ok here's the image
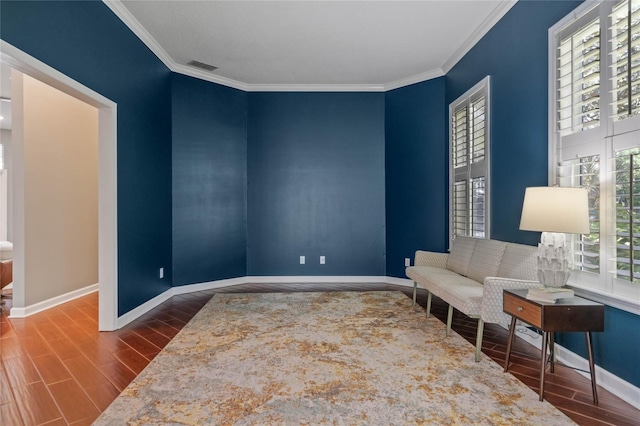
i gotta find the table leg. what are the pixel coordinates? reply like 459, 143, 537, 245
539, 332, 548, 401
549, 331, 555, 374
586, 332, 599, 405
504, 316, 517, 372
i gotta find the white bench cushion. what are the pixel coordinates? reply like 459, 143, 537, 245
467, 239, 507, 284
497, 243, 538, 281
407, 265, 483, 316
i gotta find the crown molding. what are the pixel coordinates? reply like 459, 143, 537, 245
442, 0, 517, 74
247, 83, 385, 93
384, 68, 445, 92
104, 0, 512, 93
103, 0, 174, 70
171, 64, 249, 91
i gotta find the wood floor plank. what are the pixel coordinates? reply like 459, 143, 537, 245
0, 318, 14, 338
3, 355, 41, 388
0, 401, 25, 426
134, 329, 171, 349
31, 353, 72, 385
46, 336, 84, 361
91, 332, 133, 354
61, 355, 111, 389
96, 361, 137, 392
112, 348, 149, 375
8, 320, 39, 338
2, 283, 638, 426
544, 392, 640, 426
35, 322, 67, 342
75, 342, 119, 367
67, 416, 98, 426
0, 337, 27, 360
116, 331, 161, 357
83, 382, 120, 412
57, 325, 95, 347
13, 381, 62, 425
48, 379, 99, 424
0, 365, 15, 404
16, 335, 53, 358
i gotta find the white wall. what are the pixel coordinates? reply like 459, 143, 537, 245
13, 71, 99, 306
0, 128, 13, 241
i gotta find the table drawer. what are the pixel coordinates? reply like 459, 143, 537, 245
503, 294, 542, 328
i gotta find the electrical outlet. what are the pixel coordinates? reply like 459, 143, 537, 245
320, 256, 325, 264
300, 256, 305, 265
159, 267, 164, 279
404, 258, 411, 267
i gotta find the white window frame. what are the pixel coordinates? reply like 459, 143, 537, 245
449, 76, 491, 246
549, 0, 640, 314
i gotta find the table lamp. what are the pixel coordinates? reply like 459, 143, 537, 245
519, 186, 590, 288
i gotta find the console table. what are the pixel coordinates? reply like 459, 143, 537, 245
502, 288, 604, 404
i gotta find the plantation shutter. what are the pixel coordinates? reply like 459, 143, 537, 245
556, 12, 601, 136
450, 77, 490, 240
469, 94, 487, 238
452, 180, 468, 237
452, 105, 469, 237
610, 0, 640, 122
614, 146, 640, 282
558, 155, 601, 274
551, 0, 640, 297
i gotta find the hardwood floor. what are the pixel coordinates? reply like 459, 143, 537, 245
1, 283, 638, 425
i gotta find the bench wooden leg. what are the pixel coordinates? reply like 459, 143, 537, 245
475, 319, 484, 362
446, 305, 453, 337
425, 292, 432, 318
412, 282, 417, 306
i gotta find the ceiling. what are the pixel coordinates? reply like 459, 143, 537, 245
109, 0, 516, 91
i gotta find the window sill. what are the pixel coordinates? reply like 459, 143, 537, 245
567, 283, 640, 316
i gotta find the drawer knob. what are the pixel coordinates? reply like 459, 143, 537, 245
517, 307, 523, 312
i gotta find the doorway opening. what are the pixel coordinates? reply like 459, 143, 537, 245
0, 41, 118, 330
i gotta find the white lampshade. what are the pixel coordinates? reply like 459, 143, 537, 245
519, 187, 590, 235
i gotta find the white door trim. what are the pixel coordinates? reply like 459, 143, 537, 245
0, 40, 118, 331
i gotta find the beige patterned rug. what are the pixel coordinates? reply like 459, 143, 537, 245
95, 291, 573, 425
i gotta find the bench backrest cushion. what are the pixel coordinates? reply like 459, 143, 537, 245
467, 239, 508, 284
446, 236, 477, 276
497, 242, 538, 281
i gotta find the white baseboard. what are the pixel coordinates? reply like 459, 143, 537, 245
172, 275, 414, 295
15, 275, 634, 409
554, 343, 640, 410
244, 275, 392, 283
117, 275, 414, 328
9, 283, 99, 318
510, 325, 640, 410
116, 287, 174, 329
385, 276, 414, 287
171, 277, 249, 295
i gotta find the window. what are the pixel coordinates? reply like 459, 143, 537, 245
550, 0, 640, 303
450, 76, 490, 243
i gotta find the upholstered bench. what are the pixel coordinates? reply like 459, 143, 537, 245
406, 237, 541, 361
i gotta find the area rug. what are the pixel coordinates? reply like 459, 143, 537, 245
95, 291, 574, 425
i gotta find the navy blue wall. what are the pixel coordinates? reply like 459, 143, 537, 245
247, 93, 386, 276
445, 0, 639, 388
556, 306, 640, 388
3, 0, 639, 390
171, 74, 247, 285
1, 0, 173, 315
385, 78, 447, 278
446, 0, 582, 246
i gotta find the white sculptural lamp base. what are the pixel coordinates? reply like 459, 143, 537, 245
537, 232, 571, 288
